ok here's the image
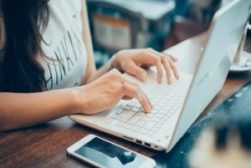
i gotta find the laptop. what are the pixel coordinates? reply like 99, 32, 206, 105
70, 0, 251, 152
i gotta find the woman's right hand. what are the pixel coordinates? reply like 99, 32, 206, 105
74, 69, 153, 115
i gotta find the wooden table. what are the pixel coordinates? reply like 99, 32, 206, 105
1, 36, 251, 168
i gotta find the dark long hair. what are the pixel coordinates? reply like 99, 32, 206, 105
0, 0, 49, 92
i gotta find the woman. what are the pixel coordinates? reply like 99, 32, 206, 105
0, 0, 179, 131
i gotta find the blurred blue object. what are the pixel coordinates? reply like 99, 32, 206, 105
174, 0, 190, 17
87, 0, 175, 55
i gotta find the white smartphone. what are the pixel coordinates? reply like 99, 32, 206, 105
67, 134, 156, 168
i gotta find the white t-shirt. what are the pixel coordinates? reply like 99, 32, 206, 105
0, 0, 88, 90
41, 0, 87, 90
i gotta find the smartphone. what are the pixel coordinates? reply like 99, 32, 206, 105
67, 134, 156, 168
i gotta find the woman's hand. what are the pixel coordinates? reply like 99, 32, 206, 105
111, 48, 179, 84
74, 69, 152, 115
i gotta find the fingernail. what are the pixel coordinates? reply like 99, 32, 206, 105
157, 77, 161, 84
148, 101, 153, 112
150, 103, 153, 111
146, 105, 152, 113
150, 105, 154, 112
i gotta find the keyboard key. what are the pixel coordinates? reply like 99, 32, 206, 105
115, 108, 124, 114
147, 132, 155, 137
128, 101, 140, 108
144, 121, 156, 130
128, 116, 141, 124
139, 129, 148, 135
155, 113, 165, 118
159, 120, 166, 125
141, 117, 152, 123
136, 112, 146, 117
116, 121, 124, 127
118, 112, 134, 121
135, 120, 145, 127
152, 127, 159, 132
122, 104, 133, 111
123, 123, 131, 129
145, 113, 154, 118
131, 107, 141, 112
159, 110, 168, 114
151, 117, 160, 123
151, 111, 159, 115
106, 118, 114, 124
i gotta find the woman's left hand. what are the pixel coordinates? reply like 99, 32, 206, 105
111, 48, 179, 84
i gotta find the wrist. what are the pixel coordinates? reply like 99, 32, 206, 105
67, 87, 82, 115
110, 51, 123, 72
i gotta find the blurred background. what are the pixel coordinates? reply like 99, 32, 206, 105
86, 0, 251, 68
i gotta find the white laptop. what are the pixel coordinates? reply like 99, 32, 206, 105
70, 0, 251, 152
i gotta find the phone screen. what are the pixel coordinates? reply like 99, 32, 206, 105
74, 137, 147, 168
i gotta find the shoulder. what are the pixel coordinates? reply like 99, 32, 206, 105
46, 0, 83, 29
48, 0, 83, 14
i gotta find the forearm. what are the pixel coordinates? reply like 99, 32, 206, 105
0, 89, 78, 131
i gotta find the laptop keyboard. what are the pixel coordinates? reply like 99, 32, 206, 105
106, 73, 192, 137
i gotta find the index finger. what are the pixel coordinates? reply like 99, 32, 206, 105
122, 82, 152, 113
168, 56, 180, 80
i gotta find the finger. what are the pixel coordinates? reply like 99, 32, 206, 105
122, 82, 152, 113
170, 55, 178, 62
163, 53, 178, 62
162, 57, 173, 84
148, 49, 177, 83
126, 62, 148, 82
166, 56, 180, 80
148, 49, 180, 81
154, 56, 163, 84
141, 49, 163, 83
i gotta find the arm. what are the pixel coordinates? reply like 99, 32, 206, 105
81, 0, 112, 84
0, 69, 152, 131
0, 1, 103, 131
0, 89, 79, 131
